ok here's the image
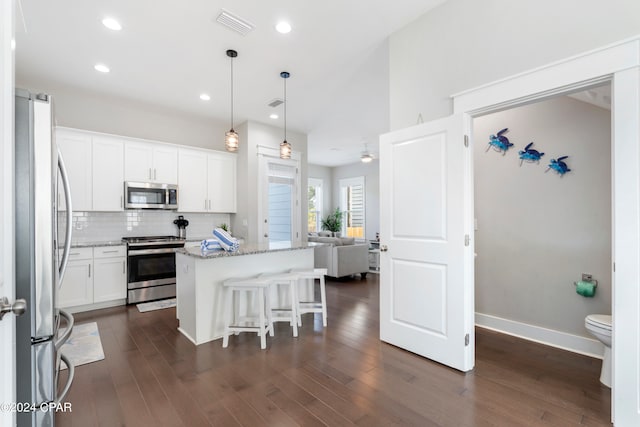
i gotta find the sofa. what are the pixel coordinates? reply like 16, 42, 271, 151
308, 233, 369, 279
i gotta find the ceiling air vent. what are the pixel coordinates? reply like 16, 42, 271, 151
216, 9, 255, 36
268, 98, 284, 108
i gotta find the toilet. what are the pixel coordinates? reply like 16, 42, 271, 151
585, 314, 612, 388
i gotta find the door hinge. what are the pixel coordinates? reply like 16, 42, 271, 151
465, 333, 470, 346
464, 234, 470, 246
613, 262, 616, 272
464, 135, 469, 147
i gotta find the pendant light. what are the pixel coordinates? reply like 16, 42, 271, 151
279, 71, 292, 159
225, 49, 239, 152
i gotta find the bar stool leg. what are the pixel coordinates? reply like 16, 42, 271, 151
289, 278, 299, 337
258, 287, 267, 349
319, 274, 327, 327
222, 287, 233, 348
265, 288, 275, 337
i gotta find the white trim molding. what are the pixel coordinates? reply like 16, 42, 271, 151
451, 35, 640, 425
476, 313, 604, 359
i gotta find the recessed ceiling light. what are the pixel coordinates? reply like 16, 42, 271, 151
94, 64, 110, 73
275, 21, 292, 34
102, 17, 122, 31
269, 114, 278, 119
200, 94, 211, 101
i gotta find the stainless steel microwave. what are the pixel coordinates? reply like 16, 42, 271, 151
124, 181, 178, 209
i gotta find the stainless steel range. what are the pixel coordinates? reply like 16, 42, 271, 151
122, 236, 185, 304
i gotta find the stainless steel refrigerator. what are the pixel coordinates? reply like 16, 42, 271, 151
14, 89, 75, 426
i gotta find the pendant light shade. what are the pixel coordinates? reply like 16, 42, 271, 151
225, 49, 239, 152
279, 71, 292, 159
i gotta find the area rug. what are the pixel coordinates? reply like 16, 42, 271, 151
136, 298, 177, 313
59, 322, 105, 370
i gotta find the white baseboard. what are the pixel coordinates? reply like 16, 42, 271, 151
475, 312, 604, 359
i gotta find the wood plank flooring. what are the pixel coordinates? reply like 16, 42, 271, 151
57, 274, 611, 426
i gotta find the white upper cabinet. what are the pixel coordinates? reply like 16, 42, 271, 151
124, 141, 178, 184
92, 135, 124, 211
57, 131, 92, 211
57, 129, 124, 212
207, 151, 236, 213
178, 148, 236, 213
178, 148, 208, 212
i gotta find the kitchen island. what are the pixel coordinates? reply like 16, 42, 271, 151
175, 241, 318, 345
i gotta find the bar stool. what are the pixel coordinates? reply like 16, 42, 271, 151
289, 268, 328, 327
258, 272, 300, 338
222, 276, 274, 350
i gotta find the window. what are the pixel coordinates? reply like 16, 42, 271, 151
308, 178, 323, 233
339, 176, 365, 239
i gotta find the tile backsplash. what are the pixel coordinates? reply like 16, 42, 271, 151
60, 210, 231, 242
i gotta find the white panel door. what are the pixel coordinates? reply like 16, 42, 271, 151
92, 136, 124, 211
379, 114, 474, 372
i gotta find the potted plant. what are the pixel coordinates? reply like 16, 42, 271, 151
321, 208, 343, 237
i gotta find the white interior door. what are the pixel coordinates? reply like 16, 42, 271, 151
0, 1, 15, 425
379, 113, 474, 372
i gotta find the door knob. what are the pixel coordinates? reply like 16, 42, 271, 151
380, 245, 388, 252
0, 297, 27, 320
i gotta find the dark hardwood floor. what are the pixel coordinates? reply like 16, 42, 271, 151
57, 274, 611, 426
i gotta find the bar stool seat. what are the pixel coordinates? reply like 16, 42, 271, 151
222, 276, 274, 350
258, 272, 300, 338
289, 268, 328, 327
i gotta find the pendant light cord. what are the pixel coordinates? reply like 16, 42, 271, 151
283, 76, 287, 141
230, 57, 234, 129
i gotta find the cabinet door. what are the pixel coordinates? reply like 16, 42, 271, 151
93, 257, 127, 303
124, 142, 154, 182
153, 145, 178, 184
92, 136, 124, 211
207, 152, 237, 213
57, 132, 92, 211
57, 260, 93, 308
178, 148, 208, 212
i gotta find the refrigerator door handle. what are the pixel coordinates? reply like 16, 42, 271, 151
55, 352, 75, 404
58, 151, 73, 283
54, 309, 74, 349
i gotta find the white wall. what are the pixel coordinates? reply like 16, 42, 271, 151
474, 95, 611, 338
307, 164, 332, 220
332, 161, 380, 241
389, 0, 640, 129
15, 77, 228, 150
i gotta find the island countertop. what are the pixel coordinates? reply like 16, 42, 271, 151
175, 241, 324, 259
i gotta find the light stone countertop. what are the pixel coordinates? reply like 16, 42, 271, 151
69, 240, 125, 248
176, 241, 323, 259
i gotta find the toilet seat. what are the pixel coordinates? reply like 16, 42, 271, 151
586, 314, 612, 333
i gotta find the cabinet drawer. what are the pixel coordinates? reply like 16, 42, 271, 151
94, 245, 126, 258
67, 247, 93, 261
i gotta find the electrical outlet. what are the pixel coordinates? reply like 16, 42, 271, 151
582, 273, 593, 281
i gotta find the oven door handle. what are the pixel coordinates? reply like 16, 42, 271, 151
128, 248, 177, 256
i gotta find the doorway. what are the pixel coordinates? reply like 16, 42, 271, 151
472, 85, 612, 357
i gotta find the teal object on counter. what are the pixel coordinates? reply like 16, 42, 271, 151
576, 280, 596, 297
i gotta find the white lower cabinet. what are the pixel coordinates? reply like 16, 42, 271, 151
57, 246, 127, 311
58, 253, 93, 308
93, 247, 127, 303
